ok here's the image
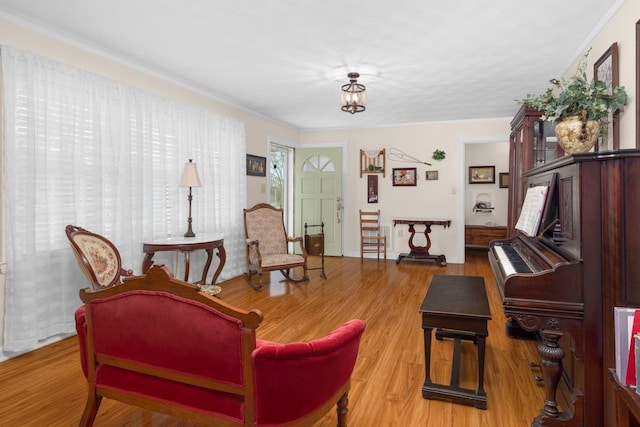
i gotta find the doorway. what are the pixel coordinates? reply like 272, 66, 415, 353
269, 142, 294, 233
458, 136, 510, 263
294, 146, 344, 256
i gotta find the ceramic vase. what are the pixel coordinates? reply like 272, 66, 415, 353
555, 114, 600, 154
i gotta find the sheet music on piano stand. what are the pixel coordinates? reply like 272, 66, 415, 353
515, 185, 549, 237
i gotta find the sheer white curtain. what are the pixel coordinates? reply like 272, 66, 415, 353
1, 45, 246, 354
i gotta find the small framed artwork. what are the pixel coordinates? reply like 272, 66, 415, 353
469, 166, 495, 184
499, 172, 509, 188
425, 170, 439, 181
594, 42, 619, 151
246, 154, 266, 177
367, 175, 378, 203
392, 168, 417, 186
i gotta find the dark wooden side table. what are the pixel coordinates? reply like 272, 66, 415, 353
393, 218, 451, 266
419, 274, 491, 409
142, 234, 225, 295
304, 222, 326, 279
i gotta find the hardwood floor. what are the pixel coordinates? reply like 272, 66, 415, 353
0, 250, 545, 426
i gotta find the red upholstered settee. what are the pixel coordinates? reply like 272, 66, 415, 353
75, 265, 365, 426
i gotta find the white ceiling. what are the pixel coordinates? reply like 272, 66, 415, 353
0, 0, 623, 131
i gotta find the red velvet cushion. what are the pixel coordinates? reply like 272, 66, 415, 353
252, 319, 365, 425
79, 290, 253, 421
88, 290, 245, 385
95, 365, 244, 422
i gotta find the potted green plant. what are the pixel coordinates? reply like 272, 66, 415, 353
432, 149, 446, 161
518, 48, 627, 153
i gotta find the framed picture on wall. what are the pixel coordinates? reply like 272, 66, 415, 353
246, 154, 266, 176
367, 175, 378, 203
469, 166, 495, 184
425, 170, 439, 181
499, 172, 509, 188
392, 168, 417, 186
594, 42, 619, 151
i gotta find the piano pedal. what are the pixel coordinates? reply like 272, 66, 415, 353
528, 361, 544, 385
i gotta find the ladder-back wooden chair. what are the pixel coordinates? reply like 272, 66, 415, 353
243, 203, 308, 289
359, 209, 387, 261
65, 225, 133, 290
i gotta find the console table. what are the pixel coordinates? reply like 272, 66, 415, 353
142, 234, 225, 295
393, 218, 451, 266
420, 275, 491, 409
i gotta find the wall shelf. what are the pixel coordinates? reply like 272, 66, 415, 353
360, 149, 385, 177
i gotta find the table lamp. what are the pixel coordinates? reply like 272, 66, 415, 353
179, 159, 202, 237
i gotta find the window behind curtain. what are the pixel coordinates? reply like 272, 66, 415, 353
1, 45, 246, 354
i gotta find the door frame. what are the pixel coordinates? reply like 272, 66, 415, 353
457, 135, 509, 264
268, 136, 296, 233
295, 142, 348, 256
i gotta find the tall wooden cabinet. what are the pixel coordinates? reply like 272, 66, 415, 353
507, 100, 640, 426
507, 105, 561, 235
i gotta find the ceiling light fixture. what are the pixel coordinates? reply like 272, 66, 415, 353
341, 72, 366, 114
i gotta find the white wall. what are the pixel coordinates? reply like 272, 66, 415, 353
299, 119, 511, 263
561, 0, 639, 150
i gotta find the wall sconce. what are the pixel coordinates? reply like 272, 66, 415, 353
179, 159, 202, 237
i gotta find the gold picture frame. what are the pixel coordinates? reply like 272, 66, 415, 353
469, 166, 495, 184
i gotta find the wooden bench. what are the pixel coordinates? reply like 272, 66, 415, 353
419, 274, 491, 409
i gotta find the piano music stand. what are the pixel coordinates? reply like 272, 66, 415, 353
304, 222, 326, 280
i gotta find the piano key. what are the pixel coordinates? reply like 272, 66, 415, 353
494, 245, 533, 275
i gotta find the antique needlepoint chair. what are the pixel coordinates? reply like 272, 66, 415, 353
75, 265, 366, 426
243, 203, 308, 289
359, 209, 387, 261
66, 224, 133, 290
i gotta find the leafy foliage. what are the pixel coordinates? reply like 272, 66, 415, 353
518, 48, 627, 122
432, 149, 446, 161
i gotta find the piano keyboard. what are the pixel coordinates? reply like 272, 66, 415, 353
493, 244, 534, 276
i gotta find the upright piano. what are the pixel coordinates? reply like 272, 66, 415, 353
488, 150, 640, 427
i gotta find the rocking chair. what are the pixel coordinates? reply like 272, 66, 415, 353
243, 203, 308, 289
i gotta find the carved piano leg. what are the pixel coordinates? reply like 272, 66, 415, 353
532, 329, 582, 427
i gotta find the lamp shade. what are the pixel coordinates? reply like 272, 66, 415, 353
341, 72, 366, 114
179, 159, 202, 187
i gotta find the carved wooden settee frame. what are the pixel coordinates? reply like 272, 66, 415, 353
75, 265, 365, 426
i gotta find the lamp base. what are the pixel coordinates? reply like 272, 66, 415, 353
184, 220, 195, 238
